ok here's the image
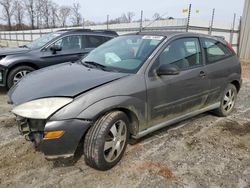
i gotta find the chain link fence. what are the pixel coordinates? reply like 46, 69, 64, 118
0, 18, 240, 54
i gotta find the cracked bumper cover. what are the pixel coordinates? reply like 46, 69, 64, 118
41, 119, 92, 159
18, 118, 92, 159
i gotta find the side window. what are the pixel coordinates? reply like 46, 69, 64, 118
103, 36, 112, 43
86, 35, 109, 48
158, 38, 202, 70
53, 35, 82, 50
203, 38, 232, 64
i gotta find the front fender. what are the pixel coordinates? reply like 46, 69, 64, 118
4, 58, 39, 68
77, 96, 147, 130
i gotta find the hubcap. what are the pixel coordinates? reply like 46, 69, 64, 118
104, 120, 127, 163
13, 70, 31, 84
223, 89, 235, 112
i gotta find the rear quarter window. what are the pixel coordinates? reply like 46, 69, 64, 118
203, 38, 233, 64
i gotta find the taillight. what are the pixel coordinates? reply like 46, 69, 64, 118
226, 42, 235, 53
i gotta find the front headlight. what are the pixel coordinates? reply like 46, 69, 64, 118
12, 97, 73, 119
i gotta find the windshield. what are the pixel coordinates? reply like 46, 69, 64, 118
82, 35, 164, 73
26, 32, 63, 49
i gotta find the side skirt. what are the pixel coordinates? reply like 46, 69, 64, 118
132, 103, 220, 139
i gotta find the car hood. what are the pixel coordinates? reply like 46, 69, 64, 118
0, 47, 31, 56
8, 63, 129, 105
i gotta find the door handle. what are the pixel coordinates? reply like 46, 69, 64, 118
199, 71, 206, 78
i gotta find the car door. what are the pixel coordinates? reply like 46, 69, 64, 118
145, 37, 210, 128
200, 38, 236, 106
40, 35, 87, 67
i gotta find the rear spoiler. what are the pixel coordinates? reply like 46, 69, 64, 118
213, 35, 225, 40
213, 35, 235, 53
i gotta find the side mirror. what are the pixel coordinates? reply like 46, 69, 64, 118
156, 64, 180, 76
50, 45, 62, 54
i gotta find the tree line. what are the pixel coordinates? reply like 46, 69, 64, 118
0, 0, 83, 30
0, 0, 174, 31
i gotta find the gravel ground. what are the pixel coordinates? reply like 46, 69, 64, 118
0, 64, 249, 188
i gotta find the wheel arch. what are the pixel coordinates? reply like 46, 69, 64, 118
5, 62, 39, 88
8, 62, 39, 72
76, 96, 146, 137
6, 62, 39, 79
85, 107, 140, 137
230, 80, 241, 92
102, 107, 140, 137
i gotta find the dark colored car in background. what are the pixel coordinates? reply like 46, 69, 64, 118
9, 31, 241, 170
0, 29, 118, 89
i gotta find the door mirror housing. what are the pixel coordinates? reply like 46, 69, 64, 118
50, 45, 62, 54
156, 64, 180, 76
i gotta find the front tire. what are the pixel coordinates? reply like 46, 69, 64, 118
214, 84, 237, 117
83, 111, 129, 170
7, 66, 35, 89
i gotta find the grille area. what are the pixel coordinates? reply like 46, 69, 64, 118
16, 116, 46, 146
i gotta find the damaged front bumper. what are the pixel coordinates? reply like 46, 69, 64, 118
17, 117, 92, 159
0, 66, 7, 87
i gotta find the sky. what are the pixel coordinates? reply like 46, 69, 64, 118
54, 0, 245, 24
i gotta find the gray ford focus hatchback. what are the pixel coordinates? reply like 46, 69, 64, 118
9, 31, 241, 170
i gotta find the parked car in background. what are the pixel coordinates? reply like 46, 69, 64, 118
9, 31, 241, 170
0, 29, 118, 89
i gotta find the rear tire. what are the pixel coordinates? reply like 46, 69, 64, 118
7, 66, 35, 89
214, 84, 237, 117
83, 111, 129, 170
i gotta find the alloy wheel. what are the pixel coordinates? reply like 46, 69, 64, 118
104, 120, 127, 163
223, 89, 235, 112
13, 70, 31, 84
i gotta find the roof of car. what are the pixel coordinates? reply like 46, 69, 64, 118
137, 31, 187, 37
57, 29, 118, 36
125, 31, 226, 44
128, 31, 223, 41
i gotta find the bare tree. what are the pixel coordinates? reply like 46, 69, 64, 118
35, 0, 43, 28
107, 17, 121, 24
71, 3, 82, 26
153, 13, 161, 20
0, 0, 15, 30
126, 11, 135, 23
50, 2, 58, 28
25, 0, 36, 29
41, 0, 51, 28
59, 6, 71, 27
118, 12, 135, 23
13, 0, 25, 29
119, 14, 128, 23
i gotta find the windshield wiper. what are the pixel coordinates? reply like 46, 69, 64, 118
82, 61, 120, 72
82, 61, 113, 71
83, 61, 106, 69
